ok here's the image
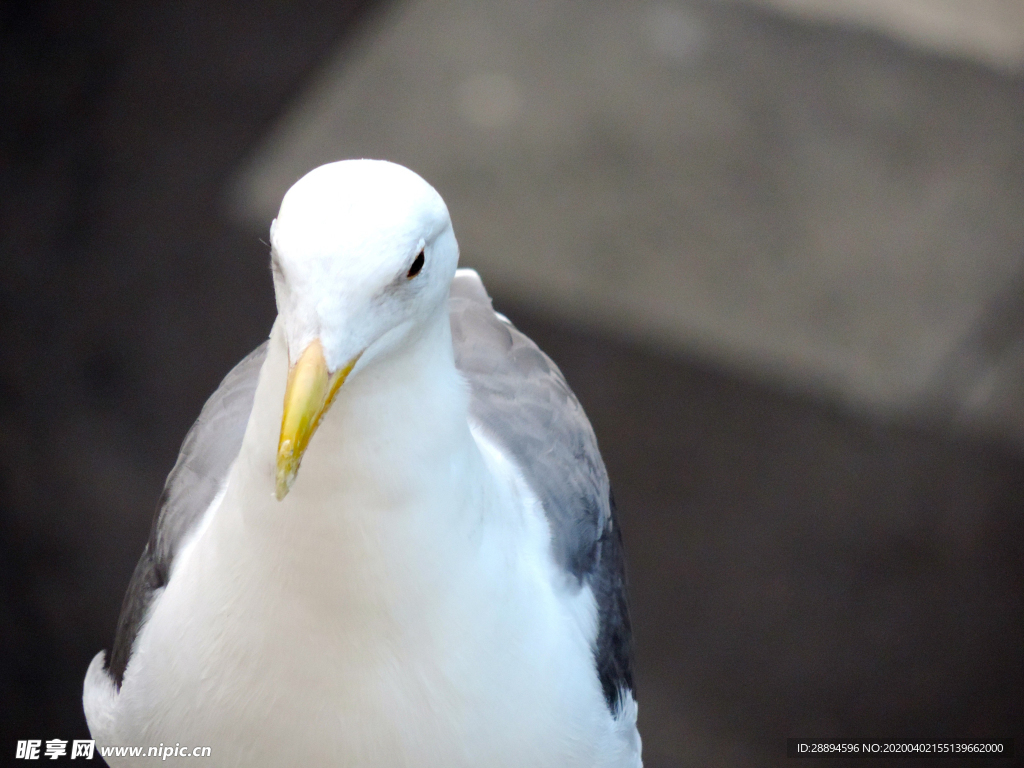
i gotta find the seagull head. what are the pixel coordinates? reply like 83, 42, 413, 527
268, 159, 459, 500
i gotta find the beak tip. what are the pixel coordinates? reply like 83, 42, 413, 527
275, 450, 297, 501
275, 474, 293, 501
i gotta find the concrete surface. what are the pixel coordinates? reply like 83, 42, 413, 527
749, 0, 1024, 72
231, 0, 1024, 442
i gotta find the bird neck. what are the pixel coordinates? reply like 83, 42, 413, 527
213, 305, 494, 605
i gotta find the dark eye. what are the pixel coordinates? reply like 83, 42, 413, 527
407, 250, 425, 278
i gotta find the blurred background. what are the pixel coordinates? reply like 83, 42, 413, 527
2, 0, 1022, 765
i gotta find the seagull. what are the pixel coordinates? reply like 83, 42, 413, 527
84, 159, 641, 767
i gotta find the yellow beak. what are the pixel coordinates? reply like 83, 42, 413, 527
275, 339, 358, 500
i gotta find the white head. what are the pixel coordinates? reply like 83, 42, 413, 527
270, 159, 458, 372
268, 160, 459, 498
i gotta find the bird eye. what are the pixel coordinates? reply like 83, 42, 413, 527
407, 250, 425, 279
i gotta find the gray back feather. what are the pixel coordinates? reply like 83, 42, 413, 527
150, 342, 268, 570
449, 271, 633, 713
107, 342, 267, 686
449, 272, 611, 579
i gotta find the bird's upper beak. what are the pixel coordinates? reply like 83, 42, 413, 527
276, 339, 358, 500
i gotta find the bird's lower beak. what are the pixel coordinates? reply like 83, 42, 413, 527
276, 339, 358, 500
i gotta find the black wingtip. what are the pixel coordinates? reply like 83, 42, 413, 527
592, 491, 635, 716
107, 544, 162, 689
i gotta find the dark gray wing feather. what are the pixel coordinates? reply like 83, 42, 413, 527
106, 342, 268, 687
449, 271, 635, 714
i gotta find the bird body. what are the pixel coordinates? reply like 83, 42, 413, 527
84, 161, 641, 766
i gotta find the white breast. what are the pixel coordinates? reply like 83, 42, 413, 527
84, 429, 639, 767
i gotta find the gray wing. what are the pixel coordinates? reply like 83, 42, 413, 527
449, 270, 634, 715
106, 342, 268, 687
